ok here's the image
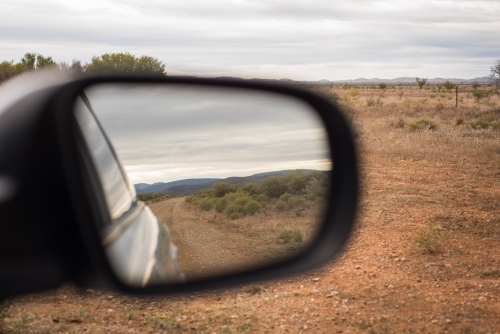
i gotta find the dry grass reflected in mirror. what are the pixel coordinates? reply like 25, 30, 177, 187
146, 170, 329, 279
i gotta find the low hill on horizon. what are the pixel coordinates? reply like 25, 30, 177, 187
134, 170, 316, 195
135, 178, 221, 194
326, 76, 491, 84
204, 76, 492, 85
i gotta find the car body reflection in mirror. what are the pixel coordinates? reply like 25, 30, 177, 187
74, 95, 184, 286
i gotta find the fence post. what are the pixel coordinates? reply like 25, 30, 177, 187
456, 86, 458, 108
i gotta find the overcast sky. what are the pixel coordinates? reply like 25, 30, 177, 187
1, 0, 499, 80
84, 84, 330, 184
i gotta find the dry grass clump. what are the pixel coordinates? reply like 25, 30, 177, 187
470, 113, 500, 130
278, 229, 303, 245
366, 96, 384, 107
387, 118, 405, 129
308, 84, 500, 162
430, 212, 500, 238
415, 225, 447, 254
147, 316, 182, 331
243, 285, 265, 295
407, 118, 437, 131
480, 269, 500, 278
387, 117, 437, 131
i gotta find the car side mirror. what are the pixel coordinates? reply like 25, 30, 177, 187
0, 72, 357, 298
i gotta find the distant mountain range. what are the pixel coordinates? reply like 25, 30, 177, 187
322, 77, 492, 84
134, 170, 311, 195
135, 178, 221, 194
210, 76, 492, 85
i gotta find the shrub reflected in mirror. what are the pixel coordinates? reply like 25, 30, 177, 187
79, 84, 332, 285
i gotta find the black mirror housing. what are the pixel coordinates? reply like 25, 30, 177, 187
0, 72, 358, 298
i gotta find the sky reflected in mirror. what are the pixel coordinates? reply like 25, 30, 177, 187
84, 84, 330, 185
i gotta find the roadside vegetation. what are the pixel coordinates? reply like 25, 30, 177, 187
137, 192, 178, 204
179, 170, 330, 259
185, 170, 329, 220
0, 52, 166, 83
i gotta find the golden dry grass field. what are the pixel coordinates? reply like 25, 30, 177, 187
1, 84, 500, 333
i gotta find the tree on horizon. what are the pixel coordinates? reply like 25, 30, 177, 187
84, 53, 166, 76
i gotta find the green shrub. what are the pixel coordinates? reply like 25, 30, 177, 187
244, 200, 261, 215
137, 192, 171, 203
213, 182, 235, 198
279, 193, 292, 203
199, 198, 214, 211
225, 203, 245, 215
275, 200, 289, 212
187, 169, 329, 217
185, 194, 198, 204
260, 176, 288, 198
242, 183, 259, 195
288, 178, 307, 194
305, 187, 329, 200
224, 192, 238, 202
416, 77, 427, 90
442, 80, 456, 90
254, 194, 268, 203
234, 196, 250, 206
288, 196, 307, 210
214, 197, 228, 212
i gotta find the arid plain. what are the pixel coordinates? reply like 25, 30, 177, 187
2, 83, 500, 333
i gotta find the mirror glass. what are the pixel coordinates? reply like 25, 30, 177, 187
75, 83, 331, 287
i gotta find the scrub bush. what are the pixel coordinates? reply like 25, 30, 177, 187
275, 200, 289, 212
199, 199, 214, 211
244, 200, 261, 215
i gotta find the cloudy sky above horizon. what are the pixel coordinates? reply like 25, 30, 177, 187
81, 84, 330, 184
1, 0, 499, 81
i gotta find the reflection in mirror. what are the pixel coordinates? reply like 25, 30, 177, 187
77, 84, 331, 286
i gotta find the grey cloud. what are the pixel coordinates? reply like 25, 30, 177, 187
120, 0, 499, 24
0, 0, 498, 80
